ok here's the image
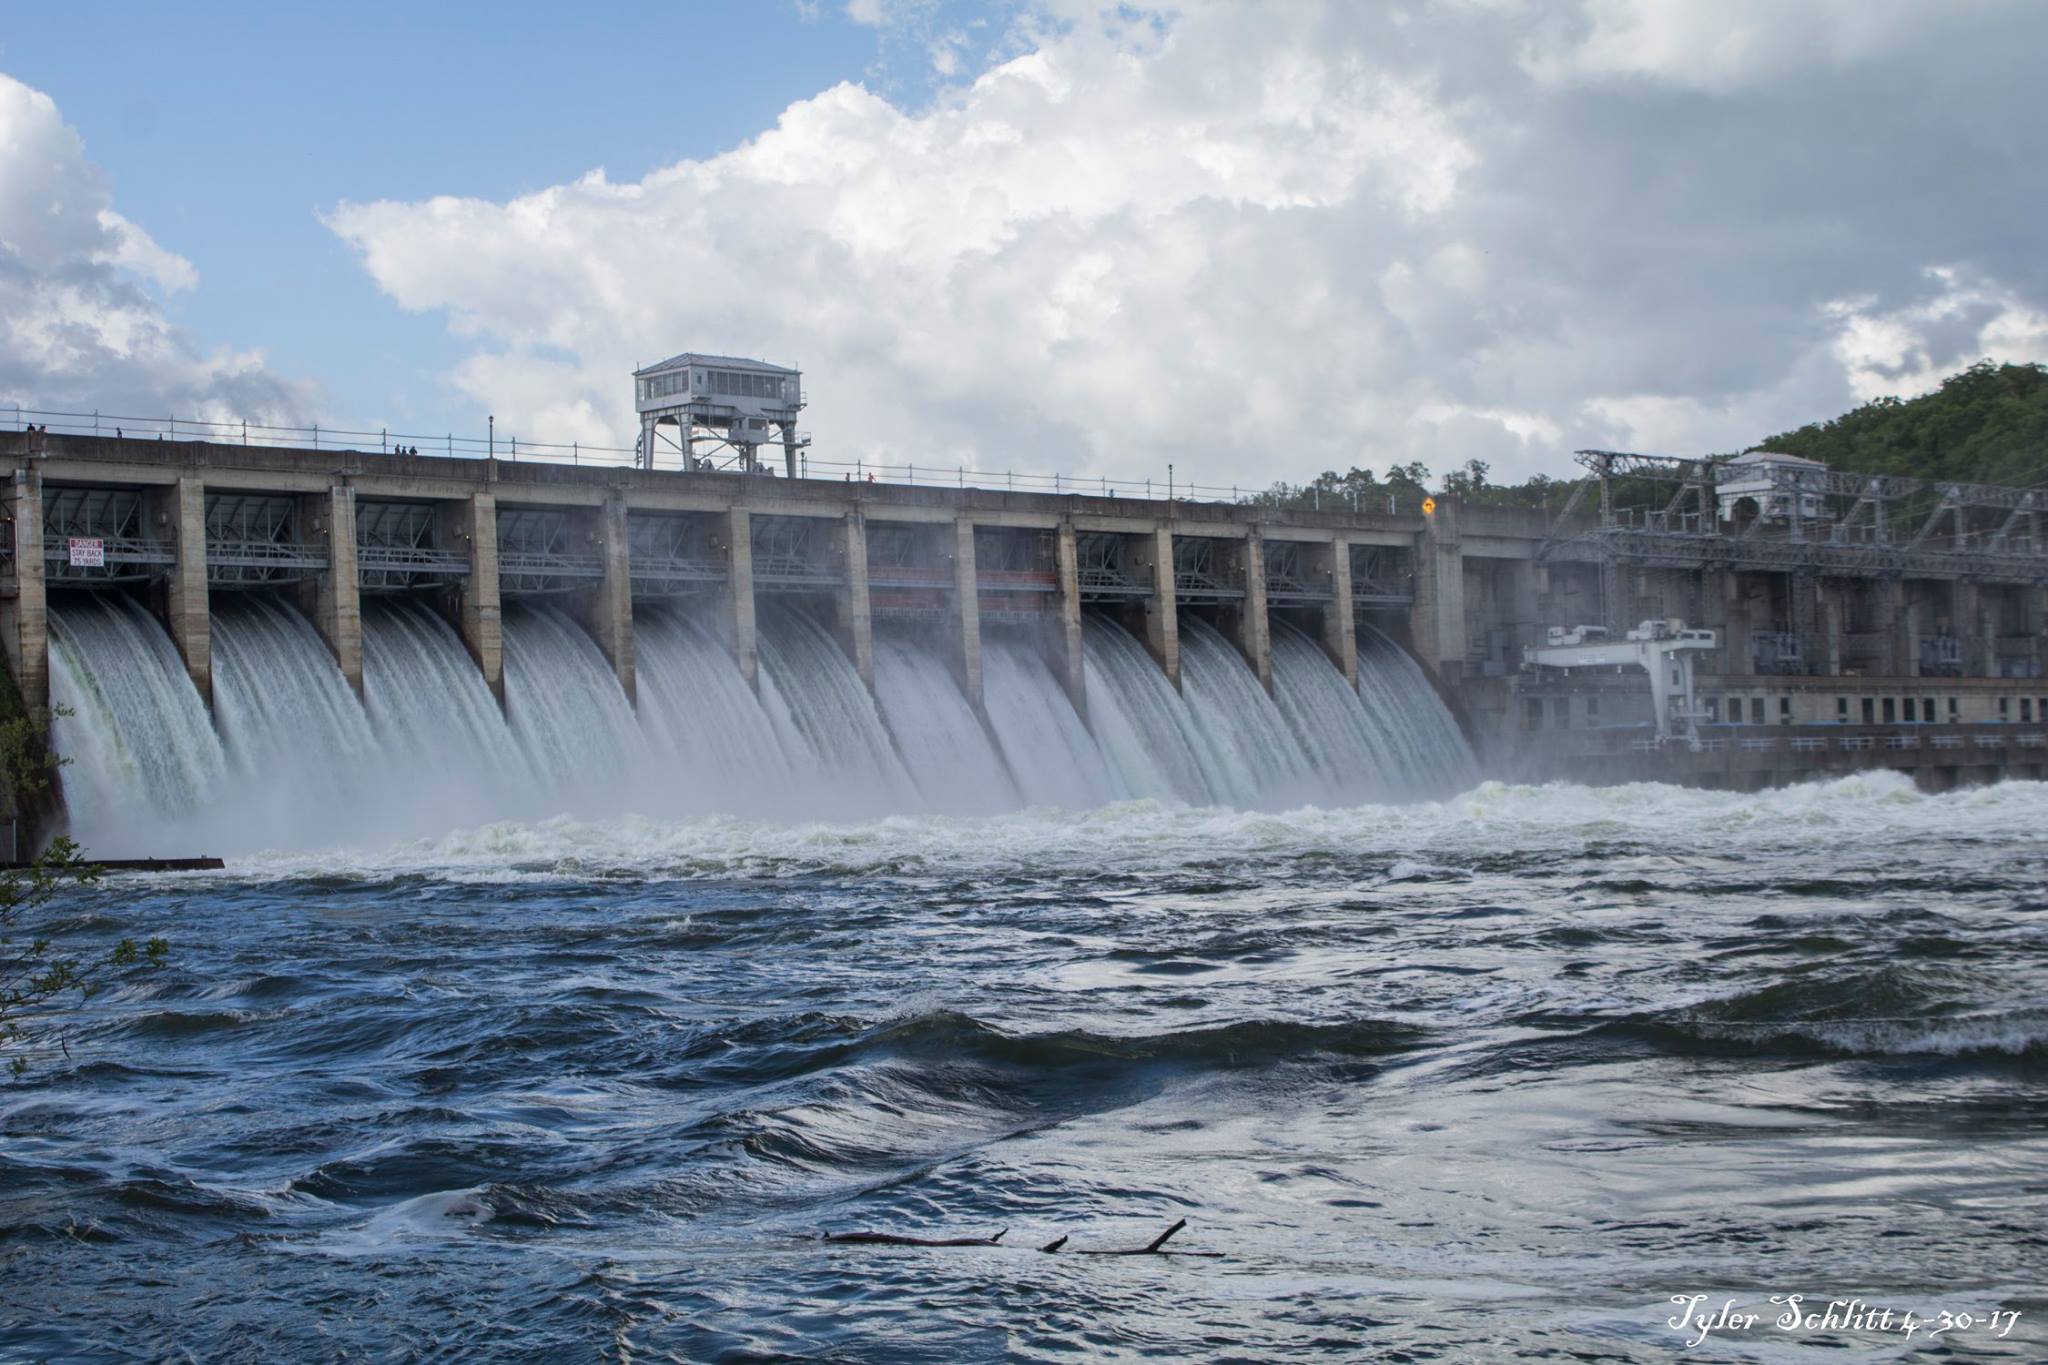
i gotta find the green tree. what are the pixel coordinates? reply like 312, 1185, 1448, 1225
1246, 457, 1573, 513
0, 707, 163, 1077
1440, 458, 1490, 501
1759, 361, 2048, 486
1246, 464, 1385, 511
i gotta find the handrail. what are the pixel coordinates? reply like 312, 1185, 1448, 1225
3, 405, 1424, 513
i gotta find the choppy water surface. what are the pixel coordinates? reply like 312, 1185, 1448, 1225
4, 776, 2046, 1360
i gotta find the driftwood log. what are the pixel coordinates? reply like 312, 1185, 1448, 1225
821, 1228, 1008, 1247
1070, 1217, 1213, 1255
823, 1219, 1220, 1257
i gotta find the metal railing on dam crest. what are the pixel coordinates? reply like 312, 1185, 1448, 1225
4, 405, 1422, 513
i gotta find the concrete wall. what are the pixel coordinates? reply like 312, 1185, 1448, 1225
1411, 500, 1465, 685
296, 484, 363, 696
1134, 525, 1180, 688
1050, 520, 1087, 716
722, 505, 757, 689
156, 476, 210, 704
2, 470, 46, 713
0, 435, 1431, 728
566, 493, 635, 702
450, 493, 503, 701
950, 516, 982, 704
835, 511, 875, 689
7, 429, 2045, 795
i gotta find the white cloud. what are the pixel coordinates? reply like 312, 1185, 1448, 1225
325, 2, 2048, 484
1826, 267, 2048, 404
0, 73, 307, 422
328, 6, 1478, 481
93, 210, 199, 294
1520, 0, 1940, 92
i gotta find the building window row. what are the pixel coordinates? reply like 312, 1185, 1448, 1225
639, 370, 794, 403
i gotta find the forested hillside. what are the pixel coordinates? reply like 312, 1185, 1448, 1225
1247, 361, 2048, 512
1759, 361, 2048, 487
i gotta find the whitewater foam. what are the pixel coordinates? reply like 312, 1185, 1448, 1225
206, 774, 2048, 885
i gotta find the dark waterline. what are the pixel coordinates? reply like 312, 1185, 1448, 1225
3, 777, 2045, 1360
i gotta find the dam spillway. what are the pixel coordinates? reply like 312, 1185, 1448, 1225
0, 430, 1483, 854
5, 427, 2047, 849
44, 588, 1472, 855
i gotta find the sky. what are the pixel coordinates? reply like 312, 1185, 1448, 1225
3, 0, 2046, 490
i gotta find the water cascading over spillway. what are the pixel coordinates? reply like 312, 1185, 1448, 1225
979, 629, 1125, 808
870, 623, 1018, 813
633, 605, 800, 816
360, 598, 535, 827
1075, 612, 1475, 808
210, 594, 381, 847
1353, 623, 1477, 792
38, 579, 1476, 852
501, 603, 643, 813
1175, 616, 1329, 807
1080, 616, 1231, 803
753, 603, 918, 814
46, 592, 227, 854
1268, 619, 1477, 800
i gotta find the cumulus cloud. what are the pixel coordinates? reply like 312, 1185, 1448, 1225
1826, 267, 2048, 405
92, 210, 199, 294
327, 1, 2048, 484
1519, 0, 1945, 92
0, 74, 307, 424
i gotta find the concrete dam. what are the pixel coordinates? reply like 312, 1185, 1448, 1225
0, 431, 1473, 856
4, 428, 2045, 855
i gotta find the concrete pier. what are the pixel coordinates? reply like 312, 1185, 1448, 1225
159, 476, 211, 704
576, 492, 635, 702
1720, 573, 1751, 677
1052, 520, 1087, 717
455, 492, 503, 701
1315, 538, 1357, 689
1957, 581, 1990, 676
3, 471, 46, 713
836, 511, 874, 688
1885, 578, 1914, 677
724, 505, 758, 689
300, 484, 363, 696
1137, 525, 1180, 688
1234, 530, 1273, 693
950, 516, 982, 705
1410, 501, 1464, 685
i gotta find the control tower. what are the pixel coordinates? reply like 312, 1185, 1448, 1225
634, 353, 806, 476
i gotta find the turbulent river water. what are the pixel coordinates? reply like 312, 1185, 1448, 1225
4, 779, 2044, 1360
7, 593, 2046, 1360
